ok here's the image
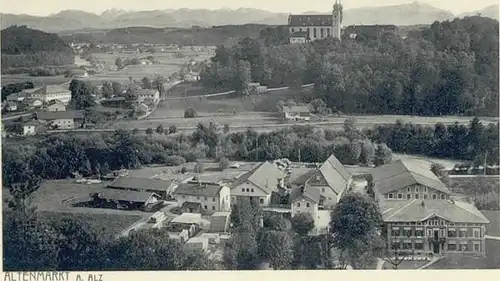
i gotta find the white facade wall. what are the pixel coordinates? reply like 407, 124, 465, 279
291, 197, 319, 228
175, 185, 231, 212
23, 125, 36, 136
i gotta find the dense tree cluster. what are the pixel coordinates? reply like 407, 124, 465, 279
201, 16, 499, 116
3, 204, 215, 271
1, 81, 34, 101
2, 119, 390, 212
1, 26, 74, 71
365, 118, 500, 165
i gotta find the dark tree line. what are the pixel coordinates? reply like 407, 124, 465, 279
2, 120, 390, 198
3, 203, 216, 271
1, 81, 34, 101
365, 118, 500, 165
201, 16, 499, 117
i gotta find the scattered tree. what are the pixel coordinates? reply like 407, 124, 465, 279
329, 193, 385, 269
291, 213, 315, 236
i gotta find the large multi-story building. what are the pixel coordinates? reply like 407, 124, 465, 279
369, 160, 490, 257
288, 0, 343, 43
25, 85, 72, 104
174, 179, 231, 214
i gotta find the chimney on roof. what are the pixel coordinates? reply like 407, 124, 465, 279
420, 201, 425, 208
301, 186, 305, 193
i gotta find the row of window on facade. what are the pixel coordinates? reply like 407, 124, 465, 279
386, 192, 447, 200
391, 240, 482, 252
203, 205, 216, 211
181, 195, 216, 202
290, 27, 331, 38
390, 227, 482, 238
296, 202, 312, 208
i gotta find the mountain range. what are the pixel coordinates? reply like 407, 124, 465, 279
1, 2, 498, 33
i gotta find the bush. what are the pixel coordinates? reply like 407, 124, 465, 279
184, 107, 197, 118
165, 155, 186, 166
156, 125, 164, 134
168, 125, 177, 134
180, 167, 188, 174
145, 128, 154, 135
291, 213, 315, 236
219, 157, 230, 170
181, 151, 198, 162
223, 124, 230, 134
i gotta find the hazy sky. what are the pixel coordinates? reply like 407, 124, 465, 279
0, 0, 497, 16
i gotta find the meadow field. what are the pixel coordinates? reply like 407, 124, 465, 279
1, 74, 70, 86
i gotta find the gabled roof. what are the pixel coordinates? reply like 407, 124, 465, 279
288, 15, 333, 27
291, 186, 321, 204
108, 176, 174, 192
233, 161, 284, 194
314, 154, 352, 194
380, 199, 490, 224
37, 110, 84, 120
175, 181, 225, 197
371, 160, 451, 195
95, 189, 158, 203
36, 85, 70, 95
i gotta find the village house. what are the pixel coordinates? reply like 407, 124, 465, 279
89, 189, 162, 212
134, 89, 160, 104
174, 179, 231, 214
304, 154, 353, 208
280, 105, 311, 121
107, 177, 186, 200
27, 85, 72, 104
46, 101, 67, 112
230, 161, 285, 207
36, 110, 85, 129
290, 186, 321, 228
167, 212, 204, 239
370, 160, 490, 257
288, 1, 343, 43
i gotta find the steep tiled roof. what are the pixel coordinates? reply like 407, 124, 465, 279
371, 160, 451, 195
37, 110, 84, 120
95, 189, 158, 203
108, 177, 174, 192
289, 15, 333, 27
316, 154, 352, 194
380, 199, 490, 224
232, 161, 284, 194
291, 186, 321, 204
35, 85, 70, 95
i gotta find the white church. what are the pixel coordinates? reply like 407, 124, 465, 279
288, 0, 343, 44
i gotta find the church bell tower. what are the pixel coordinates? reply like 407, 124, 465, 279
332, 0, 343, 40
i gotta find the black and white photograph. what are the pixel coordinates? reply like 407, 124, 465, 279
1, 0, 499, 275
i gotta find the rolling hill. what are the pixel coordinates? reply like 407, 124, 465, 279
1, 2, 497, 33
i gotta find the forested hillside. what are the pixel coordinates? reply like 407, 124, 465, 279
1, 25, 74, 71
201, 16, 499, 117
